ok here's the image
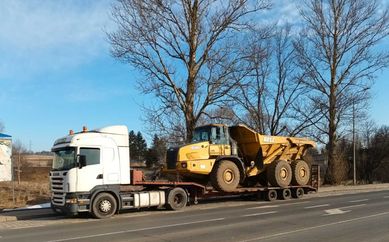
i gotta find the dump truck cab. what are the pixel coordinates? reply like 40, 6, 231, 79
165, 124, 238, 176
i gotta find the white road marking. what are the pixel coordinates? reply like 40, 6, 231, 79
48, 217, 225, 242
247, 205, 279, 210
240, 211, 389, 242
304, 204, 330, 209
242, 211, 277, 217
338, 204, 366, 210
323, 204, 366, 216
281, 201, 310, 206
324, 208, 350, 215
384, 196, 389, 199
349, 199, 369, 203
246, 201, 309, 210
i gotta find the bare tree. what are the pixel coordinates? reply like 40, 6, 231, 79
295, 0, 389, 184
108, 0, 270, 141
12, 140, 27, 185
229, 24, 320, 135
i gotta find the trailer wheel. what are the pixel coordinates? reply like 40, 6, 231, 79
291, 160, 310, 186
279, 189, 291, 200
210, 160, 240, 192
91, 193, 117, 219
292, 187, 304, 199
267, 160, 292, 187
166, 187, 188, 211
265, 189, 277, 201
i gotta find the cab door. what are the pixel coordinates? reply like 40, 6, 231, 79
209, 126, 230, 156
76, 147, 103, 192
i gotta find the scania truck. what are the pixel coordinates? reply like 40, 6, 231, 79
50, 125, 319, 219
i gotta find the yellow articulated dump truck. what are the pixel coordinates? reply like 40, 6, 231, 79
164, 124, 316, 193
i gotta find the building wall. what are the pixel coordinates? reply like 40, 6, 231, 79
0, 138, 12, 181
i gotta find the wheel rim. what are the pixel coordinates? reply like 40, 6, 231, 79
298, 188, 304, 196
270, 191, 276, 199
223, 169, 235, 184
280, 167, 288, 181
299, 167, 307, 178
174, 194, 183, 206
284, 189, 291, 198
99, 200, 112, 213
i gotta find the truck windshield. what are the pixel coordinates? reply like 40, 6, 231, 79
52, 147, 76, 171
192, 127, 211, 143
192, 126, 227, 144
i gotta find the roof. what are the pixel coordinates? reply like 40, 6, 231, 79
0, 133, 12, 139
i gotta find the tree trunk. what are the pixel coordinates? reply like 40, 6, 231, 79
325, 71, 338, 185
185, 0, 198, 142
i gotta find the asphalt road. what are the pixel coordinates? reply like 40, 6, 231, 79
1, 190, 389, 242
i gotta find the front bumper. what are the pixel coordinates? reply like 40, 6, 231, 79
163, 159, 215, 175
51, 193, 90, 215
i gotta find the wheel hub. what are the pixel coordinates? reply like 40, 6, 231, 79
174, 194, 183, 205
299, 168, 306, 177
99, 200, 112, 213
223, 169, 234, 184
280, 167, 288, 180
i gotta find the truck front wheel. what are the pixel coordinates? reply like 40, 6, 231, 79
166, 187, 188, 210
211, 160, 240, 192
91, 193, 117, 219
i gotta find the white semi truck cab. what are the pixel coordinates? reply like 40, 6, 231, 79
50, 125, 173, 218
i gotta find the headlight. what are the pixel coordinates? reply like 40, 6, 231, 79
181, 163, 187, 168
65, 198, 77, 204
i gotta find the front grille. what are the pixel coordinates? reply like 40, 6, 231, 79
50, 172, 65, 206
166, 147, 179, 169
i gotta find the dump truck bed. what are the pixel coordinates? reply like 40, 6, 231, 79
229, 124, 316, 168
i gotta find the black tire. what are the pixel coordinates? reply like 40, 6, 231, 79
210, 160, 240, 192
267, 160, 292, 188
265, 189, 277, 201
279, 189, 291, 200
91, 193, 117, 219
292, 187, 304, 199
166, 187, 188, 210
291, 160, 310, 186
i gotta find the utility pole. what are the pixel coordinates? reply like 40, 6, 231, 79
352, 101, 356, 185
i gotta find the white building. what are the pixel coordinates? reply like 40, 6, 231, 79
0, 133, 12, 181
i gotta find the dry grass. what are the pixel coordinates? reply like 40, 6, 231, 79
0, 167, 50, 210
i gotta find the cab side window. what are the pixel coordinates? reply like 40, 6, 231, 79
80, 148, 100, 166
211, 127, 227, 144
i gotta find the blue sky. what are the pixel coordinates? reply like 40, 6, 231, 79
0, 0, 388, 151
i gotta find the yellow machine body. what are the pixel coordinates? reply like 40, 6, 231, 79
164, 124, 315, 179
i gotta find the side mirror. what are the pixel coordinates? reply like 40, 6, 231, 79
77, 155, 87, 168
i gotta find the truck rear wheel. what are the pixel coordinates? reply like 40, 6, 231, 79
166, 187, 188, 210
265, 189, 277, 201
292, 187, 304, 199
279, 189, 291, 200
267, 160, 292, 188
91, 193, 117, 219
210, 160, 240, 192
291, 160, 310, 186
